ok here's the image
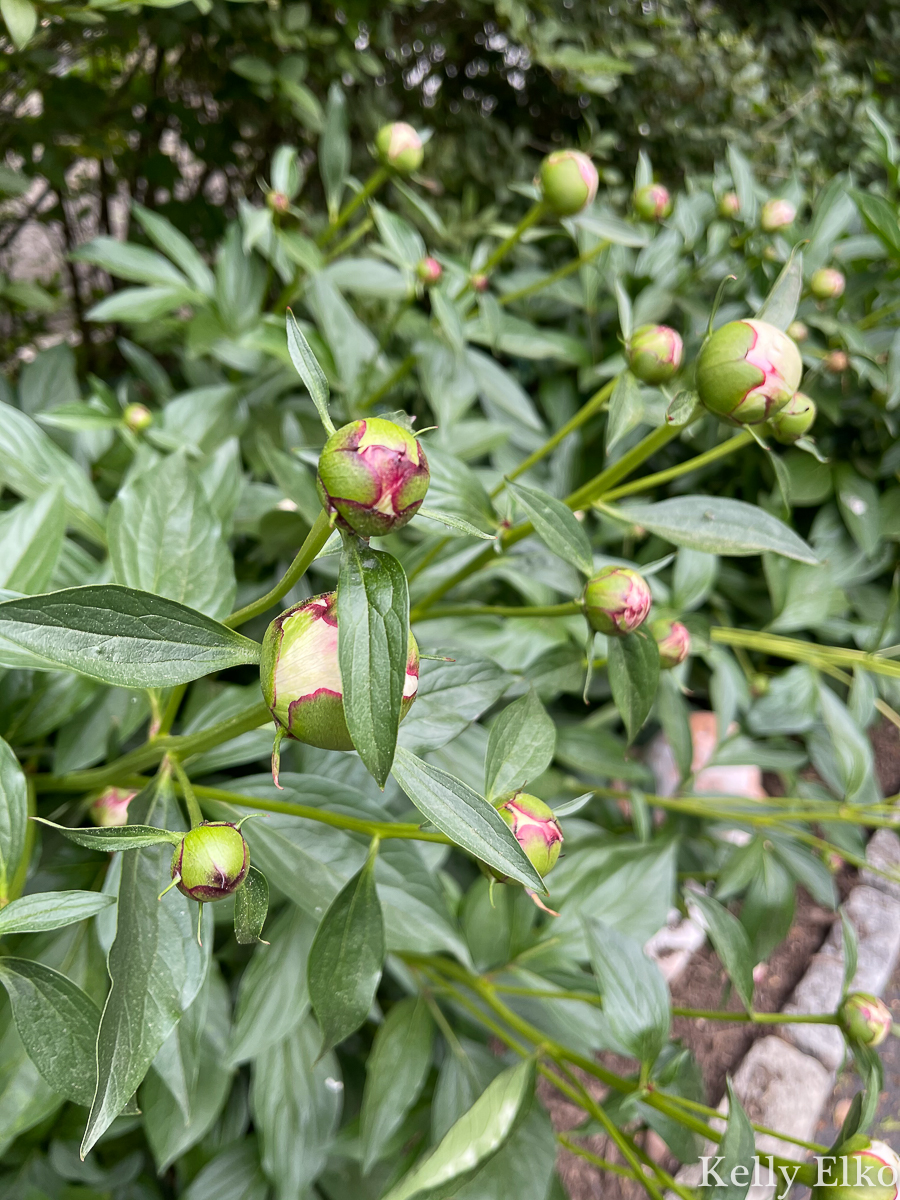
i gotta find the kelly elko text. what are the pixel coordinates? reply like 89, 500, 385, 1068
699, 1154, 900, 1199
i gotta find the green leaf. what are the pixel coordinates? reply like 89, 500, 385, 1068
484, 690, 556, 802
607, 629, 660, 743
834, 463, 881, 557
286, 310, 334, 433
605, 496, 818, 563
606, 369, 644, 451
583, 918, 670, 1063
708, 1079, 756, 1200
320, 81, 350, 220
132, 203, 216, 296
307, 848, 385, 1056
108, 451, 236, 620
182, 1142, 269, 1200
234, 866, 269, 945
0, 585, 260, 686
87, 283, 196, 323
361, 996, 434, 1170
382, 1059, 535, 1200
337, 540, 410, 787
755, 249, 803, 330
656, 672, 692, 781
417, 506, 497, 540
688, 891, 755, 1012
0, 0, 36, 49
727, 145, 759, 225
0, 491, 65, 593
0, 958, 100, 1106
850, 188, 900, 259
840, 909, 859, 1002
399, 652, 512, 755
0, 890, 114, 936
33, 818, 181, 851
507, 479, 593, 576
392, 747, 545, 893
81, 778, 209, 1157
72, 236, 190, 289
0, 738, 26, 904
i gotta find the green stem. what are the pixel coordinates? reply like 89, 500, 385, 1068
323, 214, 375, 263
566, 420, 690, 511
601, 432, 754, 502
556, 1135, 637, 1184
499, 239, 610, 307
224, 511, 332, 629
711, 626, 900, 682
672, 1006, 838, 1025
412, 601, 582, 623
317, 166, 389, 247
156, 684, 187, 739
477, 201, 545, 279
170, 757, 203, 829
358, 353, 416, 412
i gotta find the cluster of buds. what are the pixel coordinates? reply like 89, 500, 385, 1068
765, 391, 816, 444
375, 122, 424, 173
717, 192, 740, 219
583, 567, 652, 637
840, 992, 894, 1047
812, 1140, 900, 1200
261, 591, 420, 755
811, 267, 846, 300
760, 198, 796, 232
416, 256, 442, 286
634, 183, 671, 222
697, 318, 803, 425
496, 792, 563, 878
316, 417, 430, 539
89, 787, 137, 828
627, 324, 683, 385
171, 821, 250, 902
538, 149, 599, 217
650, 618, 690, 669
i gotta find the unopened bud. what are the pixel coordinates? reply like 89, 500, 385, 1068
316, 416, 430, 538
89, 787, 137, 828
375, 122, 424, 173
171, 821, 249, 902
787, 320, 809, 342
634, 183, 671, 222
471, 272, 489, 293
812, 1140, 900, 1200
261, 591, 419, 752
538, 149, 598, 217
841, 993, 893, 1047
123, 403, 152, 434
697, 318, 802, 425
497, 792, 563, 877
583, 566, 652, 636
825, 349, 849, 373
718, 192, 740, 218
417, 256, 442, 285
811, 267, 846, 300
650, 618, 690, 669
627, 324, 683, 385
765, 391, 816, 444
750, 672, 769, 697
266, 191, 290, 214
760, 198, 796, 232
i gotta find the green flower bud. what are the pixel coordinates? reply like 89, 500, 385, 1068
826, 349, 849, 373
760, 198, 796, 232
841, 992, 893, 1047
811, 267, 846, 300
584, 566, 652, 636
538, 149, 599, 217
123, 403, 152, 434
316, 417, 430, 538
634, 183, 672, 222
718, 191, 740, 218
497, 792, 563, 877
89, 787, 137, 828
696, 318, 803, 425
417, 256, 442, 285
375, 122, 423, 173
171, 821, 249, 902
812, 1141, 900, 1200
650, 618, 690, 669
471, 272, 489, 293
261, 591, 419, 753
266, 191, 290, 214
787, 320, 809, 342
765, 391, 816, 444
627, 324, 683, 384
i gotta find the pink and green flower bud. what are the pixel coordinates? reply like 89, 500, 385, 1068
416, 256, 442, 286
171, 821, 249, 902
826, 349, 849, 373
583, 566, 652, 636
497, 792, 563, 877
375, 122, 424, 173
266, 191, 290, 214
471, 272, 489, 293
627, 324, 683, 385
841, 992, 893, 1047
760, 198, 796, 232
538, 149, 599, 217
123, 403, 152, 434
718, 192, 740, 218
812, 1141, 900, 1200
650, 618, 690, 669
787, 320, 809, 342
765, 391, 816, 444
696, 318, 803, 425
634, 183, 672, 222
811, 267, 846, 300
261, 591, 419, 753
316, 416, 430, 538
89, 787, 137, 828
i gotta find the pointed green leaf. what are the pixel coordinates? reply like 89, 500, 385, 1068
755, 249, 803, 330
583, 918, 670, 1063
0, 491, 65, 593
0, 889, 115, 936
0, 738, 26, 904
688, 891, 755, 1012
507, 478, 593, 576
708, 1079, 756, 1200
234, 866, 269, 945
607, 629, 660, 743
286, 310, 333, 433
361, 997, 434, 1170
34, 818, 181, 851
320, 81, 349, 220
417, 507, 496, 540
484, 690, 556, 802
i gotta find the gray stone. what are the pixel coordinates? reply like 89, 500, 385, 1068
861, 828, 900, 902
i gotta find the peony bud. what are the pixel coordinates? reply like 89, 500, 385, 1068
261, 591, 419, 753
316, 417, 430, 538
760, 198, 796, 232
89, 787, 137, 828
471, 272, 489, 293
123, 403, 152, 434
375, 122, 423, 173
841, 992, 893, 1047
812, 1140, 900, 1200
497, 792, 563, 877
765, 391, 816, 444
650, 618, 690, 669
266, 191, 290, 214
583, 566, 652, 636
627, 324, 684, 385
787, 320, 809, 342
825, 349, 849, 373
538, 149, 599, 217
718, 192, 740, 218
416, 256, 442, 286
171, 821, 249, 902
811, 267, 846, 300
633, 183, 672, 222
696, 318, 803, 425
